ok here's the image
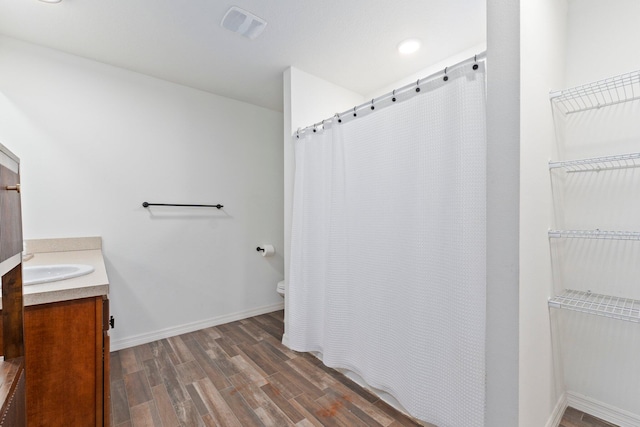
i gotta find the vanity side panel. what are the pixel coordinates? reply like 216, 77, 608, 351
2, 265, 24, 359
102, 296, 110, 427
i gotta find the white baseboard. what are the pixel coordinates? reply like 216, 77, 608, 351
545, 393, 568, 427
567, 391, 640, 427
110, 301, 284, 351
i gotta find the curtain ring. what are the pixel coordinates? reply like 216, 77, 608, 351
370, 99, 375, 110
392, 89, 396, 102
353, 106, 357, 117
296, 128, 300, 139
473, 54, 479, 70
313, 123, 317, 133
335, 113, 342, 124
443, 67, 449, 82
415, 79, 421, 93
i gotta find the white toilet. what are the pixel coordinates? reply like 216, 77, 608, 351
277, 280, 285, 297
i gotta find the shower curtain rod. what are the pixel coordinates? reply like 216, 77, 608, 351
297, 51, 486, 137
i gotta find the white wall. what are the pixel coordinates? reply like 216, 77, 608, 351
565, 0, 640, 87
0, 36, 285, 350
519, 1, 568, 426
552, 0, 640, 422
364, 44, 486, 99
485, 0, 520, 425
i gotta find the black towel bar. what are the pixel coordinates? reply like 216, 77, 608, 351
142, 202, 223, 209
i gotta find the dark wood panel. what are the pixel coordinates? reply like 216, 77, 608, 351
2, 265, 24, 359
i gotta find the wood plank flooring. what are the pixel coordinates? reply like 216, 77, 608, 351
560, 407, 620, 427
111, 310, 617, 427
110, 310, 430, 427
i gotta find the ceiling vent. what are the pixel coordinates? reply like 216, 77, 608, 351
221, 6, 267, 40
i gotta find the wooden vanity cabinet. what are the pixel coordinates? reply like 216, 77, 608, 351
0, 292, 111, 427
25, 295, 110, 427
0, 143, 110, 426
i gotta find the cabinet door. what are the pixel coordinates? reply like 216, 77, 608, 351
25, 297, 104, 427
0, 163, 22, 263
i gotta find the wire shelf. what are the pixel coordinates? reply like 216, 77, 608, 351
550, 69, 640, 115
548, 229, 640, 240
549, 289, 640, 323
549, 152, 640, 172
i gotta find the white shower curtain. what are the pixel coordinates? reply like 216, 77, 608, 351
288, 61, 487, 427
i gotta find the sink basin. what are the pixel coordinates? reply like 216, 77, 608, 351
23, 264, 95, 285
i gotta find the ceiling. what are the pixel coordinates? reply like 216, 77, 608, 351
0, 0, 486, 112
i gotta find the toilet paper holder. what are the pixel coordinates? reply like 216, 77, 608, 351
256, 245, 275, 257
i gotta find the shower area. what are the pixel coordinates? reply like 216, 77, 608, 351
283, 0, 640, 427
283, 55, 487, 426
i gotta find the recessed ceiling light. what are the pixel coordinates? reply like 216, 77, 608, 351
38, 0, 62, 3
398, 39, 421, 55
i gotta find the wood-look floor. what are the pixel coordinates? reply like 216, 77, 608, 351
111, 310, 616, 427
560, 407, 620, 427
110, 310, 430, 427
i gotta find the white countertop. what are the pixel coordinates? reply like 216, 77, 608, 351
11, 237, 110, 309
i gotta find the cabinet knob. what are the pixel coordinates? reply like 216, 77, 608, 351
5, 184, 20, 193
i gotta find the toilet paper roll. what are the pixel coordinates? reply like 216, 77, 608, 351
261, 244, 275, 257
